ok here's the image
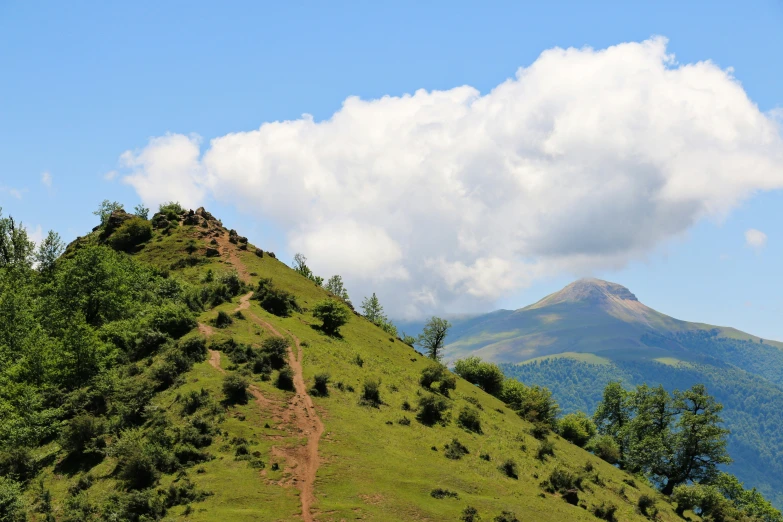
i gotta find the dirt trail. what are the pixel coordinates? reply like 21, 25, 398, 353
200, 249, 323, 521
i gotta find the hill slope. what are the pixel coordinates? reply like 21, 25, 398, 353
442, 278, 783, 507
1, 209, 689, 521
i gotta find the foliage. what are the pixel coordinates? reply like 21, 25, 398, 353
214, 310, 233, 328
557, 412, 596, 447
360, 293, 384, 323
443, 438, 469, 460
420, 364, 456, 396
0, 208, 36, 269
324, 274, 350, 302
252, 278, 300, 317
158, 201, 185, 220
312, 299, 350, 336
93, 199, 124, 226
0, 477, 25, 522
312, 373, 330, 396
222, 374, 249, 404
108, 217, 152, 252
35, 230, 64, 274
292, 253, 323, 285
457, 407, 482, 434
417, 316, 451, 361
500, 379, 559, 430
416, 393, 449, 426
360, 378, 382, 407
498, 458, 518, 479
133, 203, 149, 220
586, 435, 621, 465
453, 356, 505, 397
276, 366, 294, 391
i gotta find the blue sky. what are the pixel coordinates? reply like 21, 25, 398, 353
2, 1, 782, 338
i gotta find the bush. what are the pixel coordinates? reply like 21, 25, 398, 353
453, 356, 505, 397
276, 366, 295, 391
493, 510, 519, 522
498, 458, 518, 479
536, 439, 555, 461
312, 299, 350, 336
113, 438, 159, 490
398, 416, 411, 426
179, 337, 208, 363
500, 379, 559, 429
457, 407, 482, 434
60, 414, 104, 455
637, 494, 655, 517
312, 373, 329, 396
417, 394, 449, 425
252, 278, 300, 317
214, 311, 233, 328
158, 201, 185, 220
222, 374, 249, 404
181, 389, 211, 415
0, 477, 25, 522
557, 412, 597, 448
444, 438, 469, 460
430, 488, 459, 499
353, 354, 364, 367
108, 217, 152, 252
150, 303, 197, 339
672, 484, 702, 517
586, 435, 620, 465
419, 364, 456, 396
360, 379, 382, 407
461, 506, 480, 522
261, 336, 289, 369
0, 447, 36, 482
546, 466, 580, 493
592, 502, 618, 522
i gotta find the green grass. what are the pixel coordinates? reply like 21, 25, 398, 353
33, 216, 689, 521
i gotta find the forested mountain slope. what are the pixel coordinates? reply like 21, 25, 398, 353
0, 205, 690, 521
442, 278, 783, 508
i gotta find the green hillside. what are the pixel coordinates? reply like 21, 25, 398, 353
442, 278, 783, 508
0, 206, 695, 522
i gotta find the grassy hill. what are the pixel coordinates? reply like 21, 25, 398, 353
0, 206, 691, 521
440, 278, 783, 508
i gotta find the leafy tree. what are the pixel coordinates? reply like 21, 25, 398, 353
93, 199, 124, 226
453, 356, 504, 397
35, 230, 64, 274
400, 332, 416, 346
360, 293, 384, 323
500, 379, 559, 429
0, 209, 35, 269
292, 253, 323, 285
0, 476, 25, 522
586, 434, 621, 464
312, 299, 350, 336
557, 412, 596, 447
658, 384, 731, 494
108, 217, 152, 252
324, 275, 350, 301
417, 316, 451, 361
133, 203, 150, 220
593, 381, 632, 464
713, 472, 783, 522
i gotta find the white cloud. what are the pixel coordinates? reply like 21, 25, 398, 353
41, 172, 52, 188
0, 186, 24, 199
116, 37, 783, 317
745, 228, 768, 249
28, 225, 43, 247
104, 170, 118, 181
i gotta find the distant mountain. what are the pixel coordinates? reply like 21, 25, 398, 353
441, 278, 783, 507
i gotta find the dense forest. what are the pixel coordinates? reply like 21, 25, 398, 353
502, 357, 783, 508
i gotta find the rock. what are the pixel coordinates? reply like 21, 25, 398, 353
229, 236, 238, 244
239, 243, 248, 250
205, 247, 220, 258
102, 210, 133, 236
210, 239, 218, 246
195, 207, 216, 221
255, 248, 264, 258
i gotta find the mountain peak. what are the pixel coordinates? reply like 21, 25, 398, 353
559, 278, 638, 303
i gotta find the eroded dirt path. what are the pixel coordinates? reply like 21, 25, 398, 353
201, 271, 323, 520
214, 232, 251, 283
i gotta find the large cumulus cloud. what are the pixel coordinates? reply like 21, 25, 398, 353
120, 37, 783, 317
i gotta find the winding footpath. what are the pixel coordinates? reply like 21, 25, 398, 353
198, 236, 324, 521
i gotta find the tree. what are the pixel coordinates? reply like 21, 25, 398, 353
593, 381, 632, 465
360, 293, 384, 323
35, 230, 64, 274
453, 356, 505, 397
93, 200, 124, 227
133, 203, 149, 220
557, 412, 597, 447
417, 316, 451, 361
312, 299, 350, 336
0, 209, 35, 269
324, 275, 350, 302
658, 384, 731, 494
624, 384, 677, 474
292, 253, 323, 285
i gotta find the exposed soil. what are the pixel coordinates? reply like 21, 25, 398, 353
214, 231, 252, 283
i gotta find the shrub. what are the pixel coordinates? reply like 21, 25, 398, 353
419, 364, 456, 396
222, 374, 249, 404
261, 336, 289, 369
444, 439, 469, 460
480, 453, 491, 461
592, 502, 618, 522
546, 466, 580, 493
312, 299, 350, 336
353, 354, 364, 367
672, 484, 702, 517
398, 416, 411, 426
557, 412, 597, 448
430, 488, 459, 499
158, 201, 185, 220
498, 458, 518, 479
500, 379, 559, 429
181, 389, 211, 415
113, 438, 159, 490
214, 311, 233, 328
0, 447, 36, 482
108, 217, 152, 252
179, 337, 208, 363
218, 271, 243, 297
461, 506, 480, 522
453, 356, 505, 397
536, 439, 555, 461
0, 477, 25, 522
150, 303, 197, 338
586, 435, 620, 465
276, 366, 295, 391
493, 510, 519, 522
416, 393, 449, 425
637, 494, 655, 517
457, 407, 482, 434
311, 373, 330, 396
60, 414, 104, 456
252, 278, 300, 317
359, 379, 382, 407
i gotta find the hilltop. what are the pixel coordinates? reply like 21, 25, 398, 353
441, 278, 783, 507
0, 204, 693, 521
